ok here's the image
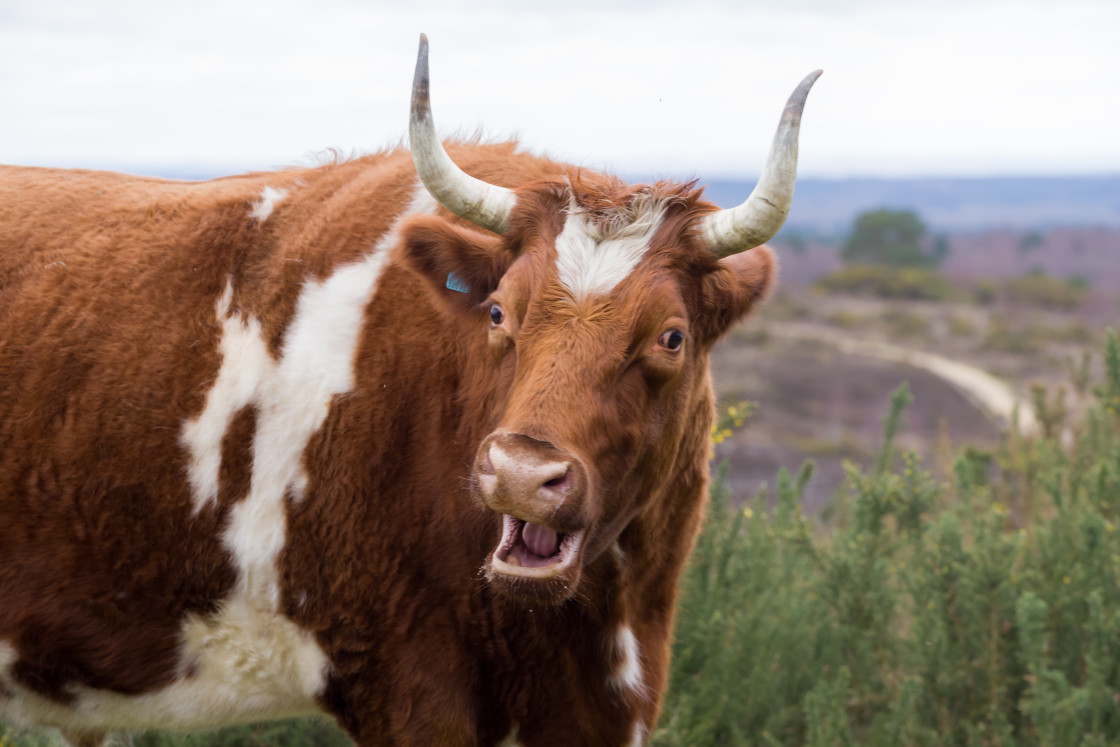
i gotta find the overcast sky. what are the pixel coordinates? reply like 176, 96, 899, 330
2, 0, 1118, 180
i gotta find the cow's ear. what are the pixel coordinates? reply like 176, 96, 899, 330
400, 216, 513, 310
696, 246, 777, 342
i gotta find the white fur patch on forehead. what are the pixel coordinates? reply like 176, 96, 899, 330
554, 193, 670, 299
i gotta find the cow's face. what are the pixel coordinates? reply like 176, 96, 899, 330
403, 182, 774, 603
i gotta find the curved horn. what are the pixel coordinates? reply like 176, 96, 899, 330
409, 34, 516, 235
699, 70, 822, 257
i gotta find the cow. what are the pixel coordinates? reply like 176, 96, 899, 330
0, 35, 818, 747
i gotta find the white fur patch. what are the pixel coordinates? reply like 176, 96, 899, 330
0, 640, 15, 687
250, 186, 288, 223
221, 242, 395, 608
611, 541, 626, 566
0, 606, 326, 733
609, 625, 643, 694
0, 185, 437, 737
629, 719, 646, 747
554, 199, 667, 299
195, 181, 435, 620
496, 724, 524, 747
181, 283, 274, 514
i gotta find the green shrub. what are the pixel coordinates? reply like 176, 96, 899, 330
1049, 321, 1096, 345
654, 330, 1120, 746
1005, 270, 1087, 310
947, 314, 976, 338
763, 293, 813, 321
1, 718, 351, 747
973, 280, 999, 305
885, 310, 929, 339
826, 310, 866, 328
815, 265, 954, 301
732, 325, 772, 346
983, 320, 1042, 354
983, 319, 1096, 354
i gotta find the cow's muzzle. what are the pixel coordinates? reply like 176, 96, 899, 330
474, 431, 590, 602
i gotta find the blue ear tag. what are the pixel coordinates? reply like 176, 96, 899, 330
446, 272, 471, 294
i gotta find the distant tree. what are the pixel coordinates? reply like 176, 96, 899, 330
842, 209, 936, 267
932, 235, 950, 264
1018, 230, 1044, 255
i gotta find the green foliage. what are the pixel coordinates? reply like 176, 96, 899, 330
1100, 330, 1120, 417
1005, 270, 1088, 310
842, 209, 936, 268
654, 330, 1120, 746
982, 320, 1042, 354
947, 314, 976, 338
983, 318, 1099, 355
885, 311, 929, 340
657, 462, 824, 745
973, 279, 999, 305
1, 718, 351, 747
0, 728, 57, 747
135, 718, 351, 746
826, 310, 867, 328
815, 265, 954, 301
876, 382, 913, 474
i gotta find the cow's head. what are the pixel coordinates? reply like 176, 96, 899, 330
402, 35, 818, 604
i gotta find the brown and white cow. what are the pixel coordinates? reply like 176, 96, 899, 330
0, 36, 818, 747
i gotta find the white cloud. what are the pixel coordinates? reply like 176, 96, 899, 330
1, 0, 1117, 178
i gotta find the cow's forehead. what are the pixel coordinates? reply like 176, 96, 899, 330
550, 191, 682, 300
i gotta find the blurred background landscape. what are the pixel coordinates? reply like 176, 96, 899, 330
702, 174, 1119, 511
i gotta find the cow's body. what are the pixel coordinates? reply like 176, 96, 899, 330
0, 39, 816, 746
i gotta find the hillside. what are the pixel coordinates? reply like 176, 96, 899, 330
701, 175, 1120, 232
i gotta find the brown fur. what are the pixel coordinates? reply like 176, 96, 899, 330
0, 141, 775, 745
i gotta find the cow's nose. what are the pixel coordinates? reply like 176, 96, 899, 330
475, 432, 585, 525
478, 440, 571, 504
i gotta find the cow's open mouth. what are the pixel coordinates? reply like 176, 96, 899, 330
491, 514, 583, 578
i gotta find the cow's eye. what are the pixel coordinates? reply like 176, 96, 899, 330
658, 329, 684, 351
490, 304, 505, 326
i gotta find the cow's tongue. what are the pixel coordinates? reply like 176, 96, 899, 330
522, 522, 560, 557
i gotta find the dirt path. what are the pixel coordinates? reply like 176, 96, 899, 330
770, 322, 1039, 436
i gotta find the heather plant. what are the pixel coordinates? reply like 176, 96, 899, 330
654, 330, 1120, 746
1004, 269, 1088, 310
814, 264, 955, 301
